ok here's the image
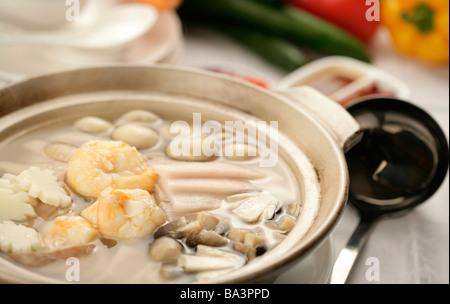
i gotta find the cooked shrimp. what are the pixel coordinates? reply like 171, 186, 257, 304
96, 188, 166, 240
66, 140, 157, 198
42, 216, 99, 249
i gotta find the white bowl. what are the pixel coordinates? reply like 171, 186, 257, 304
276, 56, 411, 107
0, 0, 88, 30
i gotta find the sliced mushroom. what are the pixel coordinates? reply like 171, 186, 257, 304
196, 212, 220, 231
177, 220, 205, 238
229, 193, 283, 223
243, 232, 265, 248
149, 237, 183, 264
185, 230, 228, 248
160, 264, 185, 280
154, 217, 188, 239
154, 199, 177, 223
227, 230, 266, 260
212, 221, 231, 236
178, 249, 245, 273
196, 245, 231, 257
227, 229, 250, 243
265, 216, 296, 233
273, 232, 288, 241
178, 255, 236, 273
287, 202, 301, 217
233, 242, 256, 261
261, 202, 281, 221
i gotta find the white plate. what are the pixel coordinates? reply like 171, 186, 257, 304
274, 235, 334, 284
123, 11, 184, 64
0, 0, 89, 31
0, 11, 183, 81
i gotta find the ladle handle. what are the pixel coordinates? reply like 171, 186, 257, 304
330, 217, 376, 284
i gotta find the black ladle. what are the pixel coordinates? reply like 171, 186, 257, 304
330, 97, 449, 284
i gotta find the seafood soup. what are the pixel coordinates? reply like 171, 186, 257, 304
0, 96, 321, 283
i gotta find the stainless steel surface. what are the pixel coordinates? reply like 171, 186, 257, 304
330, 217, 375, 284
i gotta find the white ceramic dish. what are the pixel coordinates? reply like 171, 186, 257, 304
0, 0, 89, 30
276, 56, 411, 107
0, 12, 183, 82
0, 3, 159, 65
123, 12, 184, 64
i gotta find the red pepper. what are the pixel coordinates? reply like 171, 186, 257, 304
287, 0, 380, 43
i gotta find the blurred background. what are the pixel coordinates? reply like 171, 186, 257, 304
0, 0, 448, 284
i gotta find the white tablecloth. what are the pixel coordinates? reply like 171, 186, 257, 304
179, 27, 450, 284
0, 5, 447, 284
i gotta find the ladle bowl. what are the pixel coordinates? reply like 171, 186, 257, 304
330, 97, 449, 284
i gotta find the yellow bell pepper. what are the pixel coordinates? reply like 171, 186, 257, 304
381, 0, 449, 64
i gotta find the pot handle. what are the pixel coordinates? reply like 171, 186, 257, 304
277, 86, 362, 153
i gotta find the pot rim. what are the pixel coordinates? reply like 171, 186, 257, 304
0, 64, 350, 284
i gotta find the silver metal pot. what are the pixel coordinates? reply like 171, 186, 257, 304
0, 64, 361, 283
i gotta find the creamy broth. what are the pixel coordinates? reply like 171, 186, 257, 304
0, 106, 315, 284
